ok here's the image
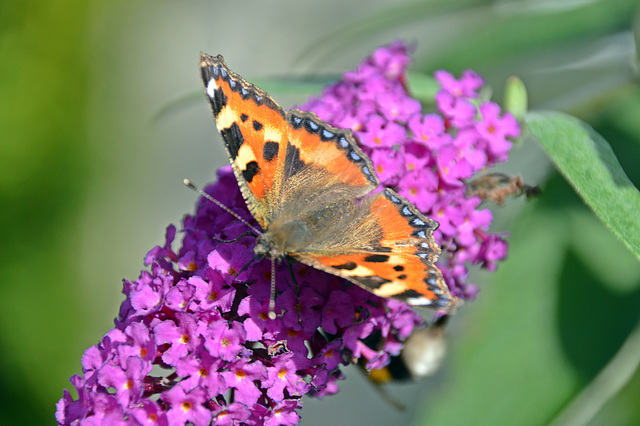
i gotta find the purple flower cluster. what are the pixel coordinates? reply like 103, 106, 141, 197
56, 167, 424, 425
302, 41, 519, 299
56, 42, 519, 425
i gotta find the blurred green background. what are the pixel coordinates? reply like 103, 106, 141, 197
2, 0, 640, 424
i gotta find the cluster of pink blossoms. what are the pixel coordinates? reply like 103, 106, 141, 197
56, 42, 519, 425
302, 41, 519, 299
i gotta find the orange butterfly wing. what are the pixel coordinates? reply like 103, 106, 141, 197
293, 188, 461, 312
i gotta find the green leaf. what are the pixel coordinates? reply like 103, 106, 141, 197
526, 111, 640, 261
407, 71, 439, 104
504, 76, 528, 121
568, 209, 640, 293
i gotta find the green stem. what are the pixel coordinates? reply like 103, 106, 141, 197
549, 319, 640, 426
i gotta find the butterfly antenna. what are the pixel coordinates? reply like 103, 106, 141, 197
234, 257, 257, 280
183, 179, 262, 235
211, 231, 257, 244
268, 259, 277, 320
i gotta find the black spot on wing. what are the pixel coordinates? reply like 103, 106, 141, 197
209, 86, 227, 118
284, 143, 305, 177
397, 289, 424, 300
303, 119, 320, 134
253, 120, 263, 131
220, 122, 244, 160
397, 274, 407, 280
393, 265, 404, 272
364, 254, 390, 263
369, 244, 392, 253
357, 275, 391, 287
240, 113, 248, 122
290, 115, 303, 129
404, 285, 453, 308
263, 141, 279, 162
242, 161, 260, 183
333, 262, 357, 270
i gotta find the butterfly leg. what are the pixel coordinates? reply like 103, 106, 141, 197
286, 260, 302, 325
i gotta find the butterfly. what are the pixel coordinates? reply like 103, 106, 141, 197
198, 53, 461, 315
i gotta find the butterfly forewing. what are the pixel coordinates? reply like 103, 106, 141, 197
200, 53, 288, 228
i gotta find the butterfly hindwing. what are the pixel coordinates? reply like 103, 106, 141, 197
295, 188, 460, 312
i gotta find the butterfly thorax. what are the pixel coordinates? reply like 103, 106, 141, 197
254, 181, 368, 260
253, 220, 311, 261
